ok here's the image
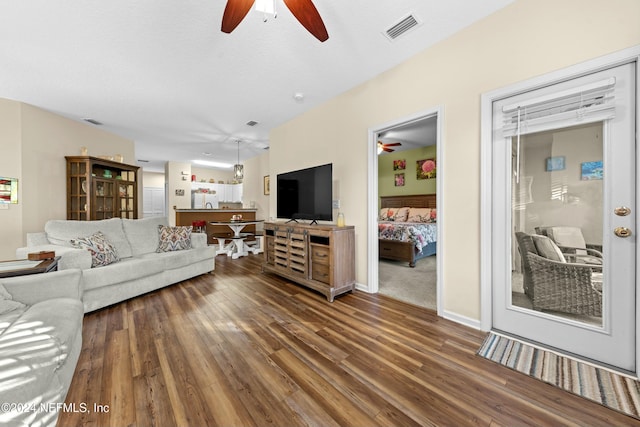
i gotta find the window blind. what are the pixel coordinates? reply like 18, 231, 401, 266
501, 77, 616, 138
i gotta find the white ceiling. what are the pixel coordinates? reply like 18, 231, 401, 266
0, 0, 513, 172
377, 114, 438, 155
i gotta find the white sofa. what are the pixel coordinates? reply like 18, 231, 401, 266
16, 217, 215, 312
0, 269, 84, 427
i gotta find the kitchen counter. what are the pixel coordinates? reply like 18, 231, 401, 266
175, 209, 258, 245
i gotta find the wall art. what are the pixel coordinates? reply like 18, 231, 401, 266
416, 158, 436, 180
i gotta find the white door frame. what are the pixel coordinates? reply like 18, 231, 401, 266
480, 45, 640, 375
367, 106, 444, 316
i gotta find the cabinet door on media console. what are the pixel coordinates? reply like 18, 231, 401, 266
262, 222, 355, 302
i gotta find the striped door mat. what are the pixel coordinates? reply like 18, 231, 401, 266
477, 332, 640, 420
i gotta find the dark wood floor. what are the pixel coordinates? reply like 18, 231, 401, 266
59, 254, 640, 427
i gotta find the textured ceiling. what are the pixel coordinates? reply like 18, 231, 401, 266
0, 0, 513, 172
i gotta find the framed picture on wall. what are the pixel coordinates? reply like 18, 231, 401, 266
264, 175, 270, 195
581, 161, 603, 180
393, 159, 406, 170
0, 177, 18, 204
546, 156, 565, 171
416, 158, 436, 180
394, 173, 405, 186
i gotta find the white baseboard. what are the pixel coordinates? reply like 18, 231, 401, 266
442, 310, 483, 331
354, 283, 369, 293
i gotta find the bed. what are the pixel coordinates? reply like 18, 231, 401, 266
378, 194, 437, 267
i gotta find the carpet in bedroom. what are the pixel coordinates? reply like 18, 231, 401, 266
378, 256, 437, 310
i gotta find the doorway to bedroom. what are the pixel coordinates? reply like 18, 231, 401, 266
371, 111, 441, 312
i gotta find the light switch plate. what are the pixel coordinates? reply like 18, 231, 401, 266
332, 200, 340, 209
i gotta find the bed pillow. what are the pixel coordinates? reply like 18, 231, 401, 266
407, 208, 433, 223
379, 208, 396, 221
70, 231, 120, 268
393, 207, 410, 222
156, 225, 192, 252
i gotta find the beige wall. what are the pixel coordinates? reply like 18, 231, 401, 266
142, 171, 165, 188
165, 161, 192, 225
191, 166, 234, 184
0, 100, 24, 259
242, 151, 270, 230
0, 100, 135, 260
269, 0, 640, 321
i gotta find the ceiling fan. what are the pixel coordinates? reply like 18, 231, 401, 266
378, 141, 401, 153
221, 0, 329, 42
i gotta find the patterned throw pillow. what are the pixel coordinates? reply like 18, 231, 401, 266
156, 225, 192, 252
70, 231, 120, 268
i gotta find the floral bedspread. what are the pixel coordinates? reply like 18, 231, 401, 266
378, 221, 437, 253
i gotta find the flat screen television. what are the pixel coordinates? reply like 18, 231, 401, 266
277, 163, 332, 222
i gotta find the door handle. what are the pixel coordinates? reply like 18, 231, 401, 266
614, 206, 631, 216
614, 227, 632, 238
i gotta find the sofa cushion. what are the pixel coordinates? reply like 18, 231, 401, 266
70, 231, 120, 268
122, 216, 168, 256
45, 218, 132, 259
81, 257, 166, 291
0, 284, 26, 315
4, 298, 85, 363
156, 225, 192, 252
141, 246, 213, 270
0, 298, 83, 422
531, 234, 566, 263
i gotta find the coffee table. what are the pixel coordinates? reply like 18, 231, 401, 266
0, 257, 60, 278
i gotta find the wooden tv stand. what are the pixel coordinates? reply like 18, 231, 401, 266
262, 222, 355, 302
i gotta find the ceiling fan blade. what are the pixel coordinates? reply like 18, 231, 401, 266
383, 147, 395, 153
221, 0, 255, 34
283, 0, 329, 42
385, 142, 402, 147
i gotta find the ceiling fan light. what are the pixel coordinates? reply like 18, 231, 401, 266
255, 0, 275, 15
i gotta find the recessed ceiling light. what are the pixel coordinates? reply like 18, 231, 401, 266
246, 120, 259, 127
293, 92, 304, 103
193, 159, 233, 168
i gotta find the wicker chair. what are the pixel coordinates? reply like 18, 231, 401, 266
534, 226, 603, 265
515, 232, 602, 317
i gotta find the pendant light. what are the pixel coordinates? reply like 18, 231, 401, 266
233, 140, 244, 183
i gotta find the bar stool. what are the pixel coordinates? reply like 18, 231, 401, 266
192, 220, 206, 234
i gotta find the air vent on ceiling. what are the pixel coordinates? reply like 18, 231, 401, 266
137, 159, 150, 163
384, 14, 421, 41
246, 120, 259, 127
83, 118, 103, 125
